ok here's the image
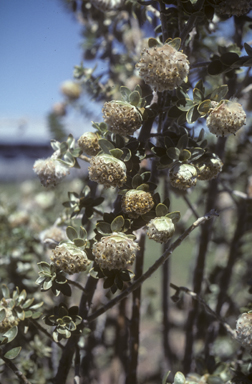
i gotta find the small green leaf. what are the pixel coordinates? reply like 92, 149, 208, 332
103, 277, 115, 289
129, 91, 141, 107
60, 142, 69, 155
174, 371, 186, 384
179, 149, 191, 161
109, 148, 123, 159
120, 86, 131, 101
193, 88, 204, 103
244, 43, 252, 57
4, 347, 22, 360
136, 183, 149, 191
156, 204, 169, 217
197, 100, 212, 115
166, 211, 181, 223
220, 52, 239, 66
32, 311, 43, 319
209, 85, 228, 102
132, 174, 143, 189
51, 140, 61, 151
1, 284, 10, 299
166, 37, 181, 50
148, 38, 161, 48
0, 309, 6, 322
111, 216, 125, 232
190, 147, 205, 160
98, 139, 115, 154
73, 238, 85, 247
19, 289, 27, 302
177, 134, 188, 150
96, 222, 111, 235
162, 370, 171, 384
70, 148, 82, 157
166, 147, 180, 160
22, 298, 34, 309
79, 226, 87, 239
208, 60, 227, 75
66, 226, 78, 241
134, 84, 142, 97
37, 262, 51, 274
42, 280, 53, 291
3, 326, 18, 343
186, 105, 201, 124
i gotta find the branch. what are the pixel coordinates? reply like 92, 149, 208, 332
180, 0, 205, 49
67, 279, 88, 293
126, 233, 145, 384
86, 210, 218, 324
170, 283, 236, 339
29, 319, 64, 350
0, 351, 32, 384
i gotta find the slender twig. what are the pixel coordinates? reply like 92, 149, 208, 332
86, 210, 218, 324
67, 279, 87, 293
74, 345, 80, 384
158, 0, 169, 42
180, 0, 205, 49
215, 200, 247, 315
126, 233, 145, 384
0, 351, 32, 384
190, 61, 211, 69
79, 154, 90, 163
170, 284, 236, 338
29, 318, 64, 350
54, 275, 98, 384
183, 194, 200, 219
146, 5, 160, 18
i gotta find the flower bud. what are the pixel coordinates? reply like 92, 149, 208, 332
122, 189, 154, 218
169, 163, 197, 189
102, 101, 142, 136
33, 158, 69, 187
51, 243, 91, 274
136, 44, 190, 92
88, 154, 127, 188
92, 233, 139, 270
78, 132, 100, 156
61, 81, 81, 100
207, 100, 246, 137
236, 312, 252, 350
195, 153, 223, 181
147, 216, 175, 243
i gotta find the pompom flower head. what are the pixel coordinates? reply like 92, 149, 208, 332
88, 154, 127, 188
92, 232, 139, 271
195, 153, 223, 181
61, 80, 81, 100
122, 189, 154, 218
206, 100, 246, 137
50, 226, 91, 275
136, 38, 190, 92
147, 217, 175, 243
33, 157, 69, 187
102, 86, 144, 136
78, 132, 100, 156
169, 163, 197, 190
236, 312, 252, 350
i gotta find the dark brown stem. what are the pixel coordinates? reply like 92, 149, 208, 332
67, 279, 87, 293
215, 200, 247, 315
86, 210, 218, 324
0, 352, 32, 384
180, 0, 205, 49
170, 284, 236, 338
126, 233, 145, 384
54, 275, 98, 384
29, 319, 64, 350
183, 138, 226, 373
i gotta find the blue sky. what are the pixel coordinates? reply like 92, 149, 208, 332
0, 0, 93, 142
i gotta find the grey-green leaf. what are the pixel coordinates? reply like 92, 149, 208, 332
98, 139, 115, 154
166, 211, 180, 223
66, 226, 78, 241
177, 134, 188, 150
129, 91, 141, 107
209, 85, 228, 102
3, 326, 18, 343
73, 238, 85, 247
166, 147, 180, 160
4, 347, 22, 360
109, 148, 123, 159
111, 216, 124, 232
156, 204, 169, 217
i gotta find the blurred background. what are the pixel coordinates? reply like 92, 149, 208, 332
0, 0, 101, 180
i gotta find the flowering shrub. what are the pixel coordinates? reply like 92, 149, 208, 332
2, 1, 252, 383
